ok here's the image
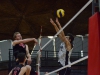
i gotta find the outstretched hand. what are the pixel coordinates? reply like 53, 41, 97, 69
50, 18, 53, 22
50, 18, 55, 25
56, 18, 61, 28
33, 38, 38, 44
56, 18, 59, 23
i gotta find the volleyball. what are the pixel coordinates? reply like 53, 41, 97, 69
57, 9, 65, 18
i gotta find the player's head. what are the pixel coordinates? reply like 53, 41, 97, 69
17, 53, 26, 63
66, 33, 74, 45
13, 32, 22, 40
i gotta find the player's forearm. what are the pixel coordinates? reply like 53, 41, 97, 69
51, 22, 59, 32
23, 38, 37, 43
52, 23, 63, 36
52, 23, 66, 42
27, 54, 31, 59
63, 36, 71, 51
13, 38, 38, 45
58, 34, 65, 41
55, 18, 65, 37
53, 23, 65, 39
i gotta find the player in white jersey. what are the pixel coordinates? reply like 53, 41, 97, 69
50, 18, 74, 75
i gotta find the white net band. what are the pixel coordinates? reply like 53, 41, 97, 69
45, 56, 88, 75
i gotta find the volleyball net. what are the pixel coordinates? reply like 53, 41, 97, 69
36, 0, 93, 75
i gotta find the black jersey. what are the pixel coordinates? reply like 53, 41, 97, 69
12, 64, 25, 75
13, 43, 26, 59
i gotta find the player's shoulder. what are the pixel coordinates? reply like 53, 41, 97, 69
21, 66, 27, 71
18, 66, 27, 75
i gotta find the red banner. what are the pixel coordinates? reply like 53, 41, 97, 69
88, 12, 100, 75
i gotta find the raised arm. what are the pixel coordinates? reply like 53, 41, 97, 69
55, 18, 72, 50
50, 18, 60, 33
50, 18, 71, 51
56, 18, 65, 36
63, 36, 72, 51
12, 38, 38, 46
50, 18, 64, 41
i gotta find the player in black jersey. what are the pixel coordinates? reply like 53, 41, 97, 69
9, 53, 31, 75
12, 32, 38, 65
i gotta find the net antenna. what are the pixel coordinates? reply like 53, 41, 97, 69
36, 26, 42, 75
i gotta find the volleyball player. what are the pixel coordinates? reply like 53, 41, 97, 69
50, 18, 74, 75
12, 32, 37, 65
9, 53, 31, 75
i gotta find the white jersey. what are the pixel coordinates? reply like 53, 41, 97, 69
58, 42, 73, 67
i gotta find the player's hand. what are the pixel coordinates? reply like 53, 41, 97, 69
33, 38, 38, 44
50, 18, 55, 25
27, 58, 32, 65
56, 18, 59, 23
